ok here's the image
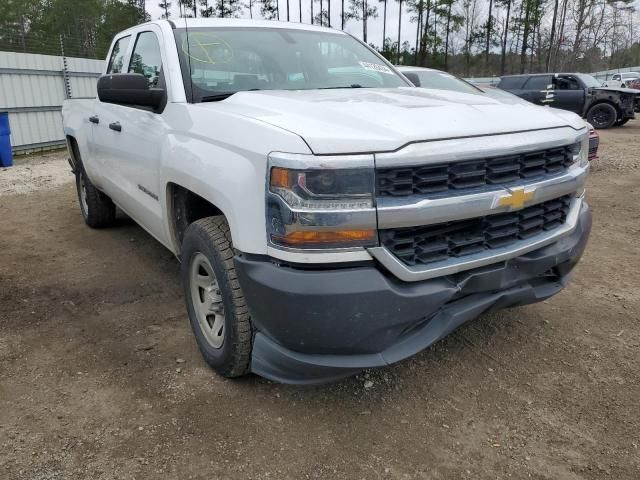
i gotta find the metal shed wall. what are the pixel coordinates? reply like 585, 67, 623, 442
0, 51, 103, 153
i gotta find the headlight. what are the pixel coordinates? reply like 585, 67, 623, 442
569, 132, 589, 168
578, 132, 589, 167
267, 153, 378, 250
270, 167, 373, 208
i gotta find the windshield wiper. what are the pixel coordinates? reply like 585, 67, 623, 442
199, 92, 238, 102
319, 84, 368, 89
199, 89, 264, 102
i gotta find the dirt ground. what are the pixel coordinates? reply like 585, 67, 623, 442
1, 122, 639, 480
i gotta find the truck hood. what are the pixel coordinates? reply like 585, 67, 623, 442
592, 86, 640, 95
203, 87, 585, 154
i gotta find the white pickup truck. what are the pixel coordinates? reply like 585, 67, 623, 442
62, 19, 592, 384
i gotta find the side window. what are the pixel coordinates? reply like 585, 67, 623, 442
556, 76, 580, 90
498, 77, 526, 90
128, 32, 163, 88
107, 36, 131, 74
612, 74, 621, 81
524, 76, 553, 90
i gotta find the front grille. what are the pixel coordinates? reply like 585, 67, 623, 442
380, 196, 572, 267
376, 145, 577, 197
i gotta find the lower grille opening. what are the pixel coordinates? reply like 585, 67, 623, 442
380, 195, 572, 267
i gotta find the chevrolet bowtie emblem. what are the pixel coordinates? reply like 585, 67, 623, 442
496, 187, 535, 210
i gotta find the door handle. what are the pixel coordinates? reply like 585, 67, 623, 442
109, 122, 122, 132
89, 115, 99, 124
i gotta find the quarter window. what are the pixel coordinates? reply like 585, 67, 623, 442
497, 77, 527, 89
128, 32, 163, 88
107, 36, 131, 74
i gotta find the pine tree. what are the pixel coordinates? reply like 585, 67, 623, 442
260, 0, 278, 19
159, 1, 171, 18
346, 0, 378, 43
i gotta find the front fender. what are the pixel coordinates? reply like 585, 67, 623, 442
160, 104, 310, 255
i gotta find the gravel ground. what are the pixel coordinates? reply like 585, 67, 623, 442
0, 122, 639, 480
0, 150, 72, 195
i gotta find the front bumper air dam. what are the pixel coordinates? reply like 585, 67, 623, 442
235, 203, 592, 384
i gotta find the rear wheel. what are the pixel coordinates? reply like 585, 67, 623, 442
75, 166, 116, 228
586, 103, 617, 129
181, 216, 253, 378
614, 117, 630, 127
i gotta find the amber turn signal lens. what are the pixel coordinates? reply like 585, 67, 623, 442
272, 229, 376, 247
270, 167, 291, 188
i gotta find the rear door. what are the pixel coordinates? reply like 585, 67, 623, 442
497, 76, 528, 99
91, 34, 132, 192
520, 75, 554, 106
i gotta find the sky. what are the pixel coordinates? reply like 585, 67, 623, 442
147, 0, 640, 54
146, 1, 424, 50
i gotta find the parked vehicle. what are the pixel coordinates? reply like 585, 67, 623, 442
603, 72, 640, 88
62, 19, 592, 384
396, 66, 484, 95
400, 68, 600, 160
627, 78, 640, 90
498, 73, 639, 129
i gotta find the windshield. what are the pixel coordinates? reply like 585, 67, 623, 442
174, 27, 409, 102
577, 74, 602, 88
405, 69, 482, 95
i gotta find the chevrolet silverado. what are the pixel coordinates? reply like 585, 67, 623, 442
62, 19, 592, 384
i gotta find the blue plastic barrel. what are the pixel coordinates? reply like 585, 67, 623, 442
0, 112, 13, 167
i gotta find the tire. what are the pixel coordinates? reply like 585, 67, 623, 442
586, 103, 617, 129
181, 216, 252, 378
614, 117, 630, 127
75, 165, 116, 228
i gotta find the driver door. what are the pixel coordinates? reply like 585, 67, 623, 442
552, 75, 585, 114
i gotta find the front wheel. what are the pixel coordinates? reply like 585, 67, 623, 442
586, 103, 617, 129
181, 217, 253, 378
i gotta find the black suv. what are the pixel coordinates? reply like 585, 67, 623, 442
498, 73, 639, 129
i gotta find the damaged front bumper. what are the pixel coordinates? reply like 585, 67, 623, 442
235, 202, 592, 384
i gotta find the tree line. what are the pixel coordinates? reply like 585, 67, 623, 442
0, 0, 147, 58
1, 0, 639, 76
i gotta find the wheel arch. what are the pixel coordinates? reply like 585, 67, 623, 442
166, 182, 228, 256
586, 100, 620, 128
66, 135, 82, 171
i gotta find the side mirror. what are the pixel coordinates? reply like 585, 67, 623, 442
97, 73, 165, 112
404, 72, 421, 87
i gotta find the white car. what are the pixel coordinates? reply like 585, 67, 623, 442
396, 66, 485, 96
62, 20, 592, 384
603, 72, 640, 88
397, 65, 535, 105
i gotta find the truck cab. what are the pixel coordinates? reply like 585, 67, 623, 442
63, 19, 592, 384
498, 72, 638, 129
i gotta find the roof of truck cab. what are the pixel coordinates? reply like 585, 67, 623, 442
395, 66, 440, 72
500, 73, 582, 78
163, 18, 345, 34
